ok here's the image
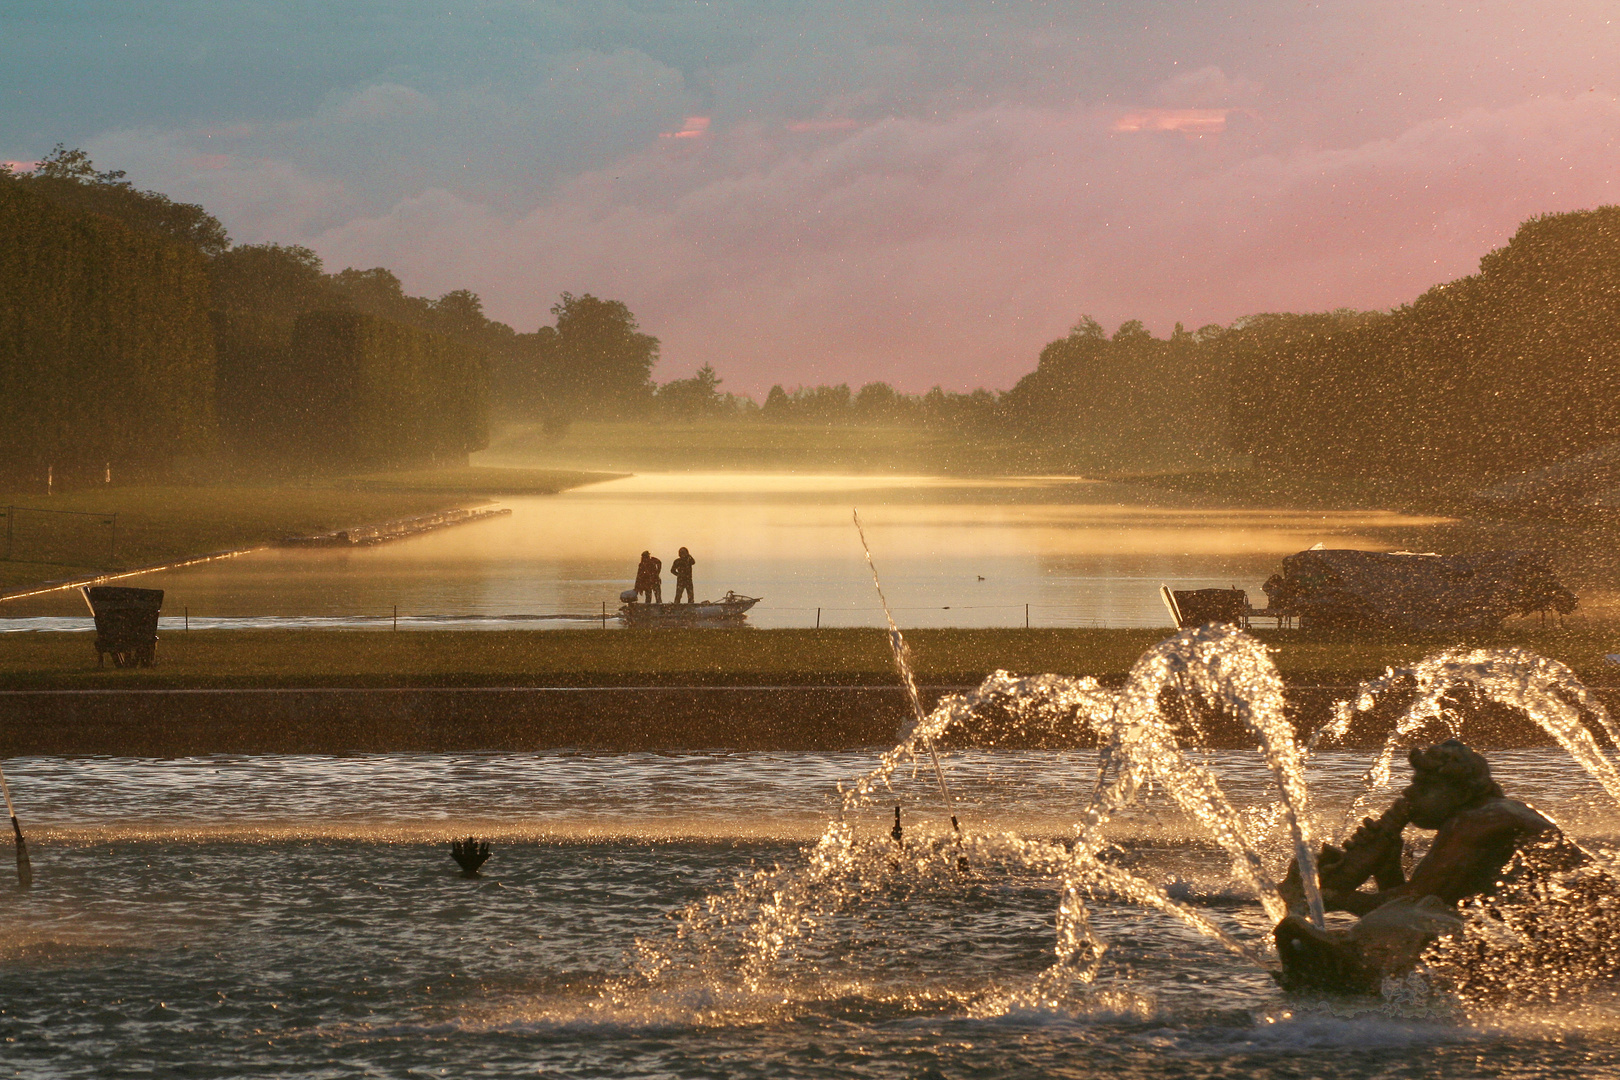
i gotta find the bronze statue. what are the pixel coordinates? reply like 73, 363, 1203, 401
1274, 739, 1587, 992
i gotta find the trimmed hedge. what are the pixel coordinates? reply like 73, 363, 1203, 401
278, 311, 489, 468
0, 181, 217, 478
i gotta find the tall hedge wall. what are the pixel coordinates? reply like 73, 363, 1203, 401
1228, 206, 1620, 481
279, 311, 489, 468
0, 181, 217, 478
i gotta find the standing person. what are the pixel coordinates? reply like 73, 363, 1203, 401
635, 551, 657, 604
648, 552, 663, 603
671, 547, 696, 604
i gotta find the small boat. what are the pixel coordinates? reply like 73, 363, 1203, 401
618, 591, 761, 627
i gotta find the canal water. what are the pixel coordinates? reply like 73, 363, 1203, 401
1, 745, 1615, 1078
0, 473, 1442, 631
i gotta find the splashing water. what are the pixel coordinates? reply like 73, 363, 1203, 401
852, 508, 960, 834
611, 635, 1620, 1016
1096, 624, 1325, 929
612, 623, 1341, 1017
1318, 647, 1620, 821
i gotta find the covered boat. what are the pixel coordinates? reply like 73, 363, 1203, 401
618, 591, 761, 628
1261, 549, 1575, 633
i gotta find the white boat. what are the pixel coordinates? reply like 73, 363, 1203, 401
618, 591, 761, 627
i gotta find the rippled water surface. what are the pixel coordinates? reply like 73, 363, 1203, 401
1, 473, 1443, 630
2, 748, 1617, 1078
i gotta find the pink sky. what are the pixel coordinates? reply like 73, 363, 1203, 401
48, 2, 1620, 396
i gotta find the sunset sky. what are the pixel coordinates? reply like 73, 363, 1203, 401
5, 2, 1618, 394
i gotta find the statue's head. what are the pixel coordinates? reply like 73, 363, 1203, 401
1403, 738, 1504, 827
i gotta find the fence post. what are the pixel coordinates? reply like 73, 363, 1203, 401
185, 606, 189, 633
816, 607, 821, 629
1025, 603, 1030, 629
393, 604, 398, 631
601, 600, 606, 629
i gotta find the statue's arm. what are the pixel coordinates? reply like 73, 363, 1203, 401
1326, 801, 1553, 913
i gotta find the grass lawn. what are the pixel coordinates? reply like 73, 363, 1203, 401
2, 624, 1614, 690
478, 420, 1022, 475
0, 468, 617, 593
343, 466, 622, 495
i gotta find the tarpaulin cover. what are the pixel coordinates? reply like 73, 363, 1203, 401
1261, 549, 1575, 632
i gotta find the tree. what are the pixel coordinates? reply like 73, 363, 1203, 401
657, 363, 724, 416
21, 145, 230, 256
548, 292, 659, 410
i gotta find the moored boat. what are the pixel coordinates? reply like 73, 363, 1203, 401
618, 591, 761, 627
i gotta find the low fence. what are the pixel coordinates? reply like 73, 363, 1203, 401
0, 601, 1174, 633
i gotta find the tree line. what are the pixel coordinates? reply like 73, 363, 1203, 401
753, 206, 1620, 486
7, 144, 1620, 487
0, 147, 669, 480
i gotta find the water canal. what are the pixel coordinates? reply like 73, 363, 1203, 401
0, 473, 1444, 631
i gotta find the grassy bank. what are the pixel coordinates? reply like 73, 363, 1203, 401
2, 625, 1615, 690
0, 468, 618, 593
479, 420, 1008, 474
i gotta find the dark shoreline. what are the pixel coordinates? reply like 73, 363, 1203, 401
3, 683, 1607, 756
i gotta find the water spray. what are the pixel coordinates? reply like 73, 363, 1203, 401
853, 509, 966, 853
0, 765, 32, 889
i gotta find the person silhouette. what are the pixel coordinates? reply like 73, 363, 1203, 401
634, 551, 662, 604
671, 547, 696, 604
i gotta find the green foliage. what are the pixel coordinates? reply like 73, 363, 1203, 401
754, 381, 996, 429
209, 243, 342, 455
211, 251, 514, 463
1230, 206, 1620, 481
997, 315, 1231, 470
495, 292, 660, 427
330, 267, 516, 355
656, 363, 729, 416
0, 177, 218, 479
275, 311, 490, 468
20, 145, 230, 256
549, 292, 660, 408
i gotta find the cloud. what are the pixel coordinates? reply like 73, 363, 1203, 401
660, 117, 711, 139
83, 128, 355, 242
26, 2, 1620, 396
306, 90, 1620, 397
1113, 109, 1239, 134
1153, 66, 1263, 107
323, 83, 436, 124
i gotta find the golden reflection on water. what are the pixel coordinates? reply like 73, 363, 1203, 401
0, 473, 1450, 626
432, 472, 1448, 563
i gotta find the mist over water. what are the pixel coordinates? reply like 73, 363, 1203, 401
2, 474, 1441, 629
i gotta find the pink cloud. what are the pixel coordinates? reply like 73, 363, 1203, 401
307, 91, 1620, 397
1113, 109, 1236, 134
2, 160, 38, 172
786, 118, 860, 133
660, 116, 710, 139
